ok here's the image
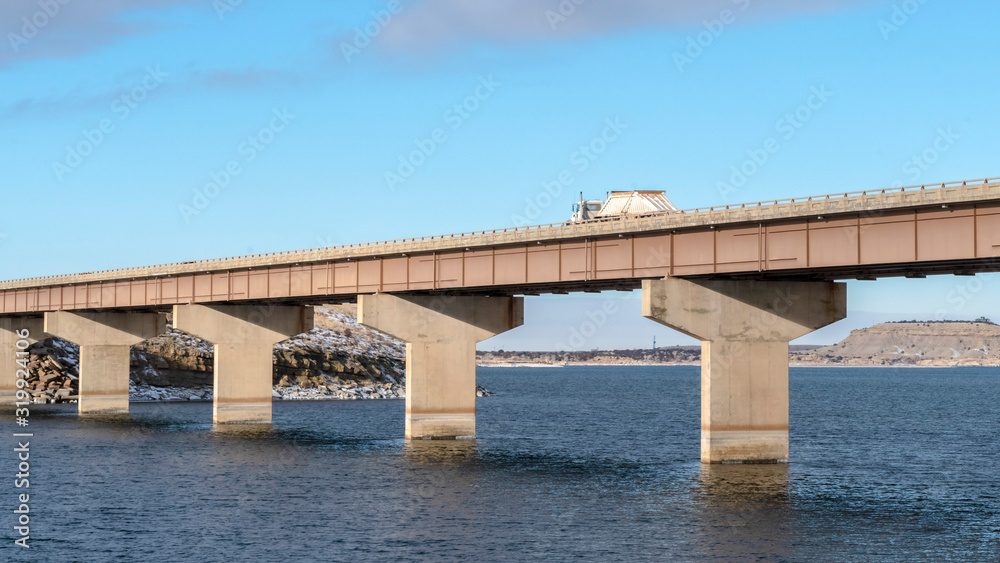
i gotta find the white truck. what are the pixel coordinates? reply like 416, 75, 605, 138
570, 190, 678, 222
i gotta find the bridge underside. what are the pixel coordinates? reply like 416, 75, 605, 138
0, 254, 989, 317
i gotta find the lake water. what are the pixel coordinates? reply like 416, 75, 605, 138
1, 366, 998, 561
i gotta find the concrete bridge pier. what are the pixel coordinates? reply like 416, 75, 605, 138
44, 312, 166, 414
643, 278, 846, 464
173, 305, 313, 424
359, 294, 524, 440
0, 317, 45, 405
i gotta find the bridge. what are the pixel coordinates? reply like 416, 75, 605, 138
3, 176, 999, 463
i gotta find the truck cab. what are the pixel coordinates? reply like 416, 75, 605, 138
570, 199, 604, 222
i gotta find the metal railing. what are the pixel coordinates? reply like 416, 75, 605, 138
3, 176, 997, 285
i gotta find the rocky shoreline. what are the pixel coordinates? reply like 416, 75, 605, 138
22, 304, 499, 405
21, 305, 409, 405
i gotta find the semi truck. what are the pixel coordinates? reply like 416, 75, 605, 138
569, 190, 678, 222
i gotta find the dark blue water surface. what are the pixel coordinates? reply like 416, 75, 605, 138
1, 366, 998, 562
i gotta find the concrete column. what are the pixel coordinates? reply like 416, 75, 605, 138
643, 278, 846, 464
359, 294, 523, 440
173, 304, 313, 424
44, 312, 166, 415
0, 318, 45, 405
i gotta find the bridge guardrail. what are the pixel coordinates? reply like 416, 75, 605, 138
3, 177, 998, 285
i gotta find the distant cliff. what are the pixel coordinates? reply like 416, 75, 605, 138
793, 321, 1000, 366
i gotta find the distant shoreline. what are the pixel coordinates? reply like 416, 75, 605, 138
478, 321, 1000, 369
477, 360, 1000, 369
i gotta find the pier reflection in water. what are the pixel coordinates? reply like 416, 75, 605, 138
693, 464, 793, 560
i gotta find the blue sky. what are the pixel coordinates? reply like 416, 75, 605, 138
2, 0, 999, 350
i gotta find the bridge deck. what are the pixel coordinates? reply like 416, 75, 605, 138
2, 178, 999, 314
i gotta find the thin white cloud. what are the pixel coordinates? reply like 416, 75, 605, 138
377, 0, 880, 52
1, 0, 199, 68
1, 65, 299, 119
189, 67, 299, 88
